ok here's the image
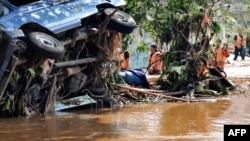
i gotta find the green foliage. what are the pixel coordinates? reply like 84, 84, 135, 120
211, 22, 221, 34
26, 68, 36, 77
1, 97, 12, 112
161, 51, 180, 67
125, 0, 247, 91
105, 71, 126, 91
136, 41, 148, 53
13, 71, 20, 80
121, 34, 134, 51
168, 65, 186, 75
109, 71, 125, 84
1, 98, 11, 111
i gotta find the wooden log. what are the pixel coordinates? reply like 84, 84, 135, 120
110, 84, 189, 102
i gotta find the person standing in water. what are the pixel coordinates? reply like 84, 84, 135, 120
233, 28, 244, 60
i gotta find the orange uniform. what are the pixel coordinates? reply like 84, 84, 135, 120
199, 62, 209, 78
148, 51, 162, 75
119, 51, 130, 70
211, 47, 229, 69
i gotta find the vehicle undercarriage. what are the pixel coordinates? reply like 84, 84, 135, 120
0, 5, 136, 117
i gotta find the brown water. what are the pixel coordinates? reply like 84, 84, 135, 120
0, 91, 250, 141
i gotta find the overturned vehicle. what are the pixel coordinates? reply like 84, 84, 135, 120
0, 0, 136, 117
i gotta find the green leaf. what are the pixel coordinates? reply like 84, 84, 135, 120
26, 68, 36, 77
169, 65, 185, 75
136, 41, 148, 53
211, 22, 221, 34
13, 71, 20, 80
2, 99, 11, 111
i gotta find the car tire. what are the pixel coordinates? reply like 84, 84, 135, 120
27, 32, 65, 59
102, 8, 136, 34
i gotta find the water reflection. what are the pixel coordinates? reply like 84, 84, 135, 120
1, 94, 250, 141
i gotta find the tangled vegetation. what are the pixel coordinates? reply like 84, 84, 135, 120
123, 0, 250, 92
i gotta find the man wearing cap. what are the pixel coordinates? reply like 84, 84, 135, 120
148, 44, 162, 75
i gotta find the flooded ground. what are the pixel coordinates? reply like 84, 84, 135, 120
0, 91, 250, 141
0, 55, 250, 141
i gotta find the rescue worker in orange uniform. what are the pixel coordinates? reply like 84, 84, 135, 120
211, 40, 230, 70
148, 44, 162, 75
119, 50, 130, 70
198, 59, 209, 79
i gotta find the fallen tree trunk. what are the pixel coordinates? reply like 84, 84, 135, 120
110, 83, 189, 102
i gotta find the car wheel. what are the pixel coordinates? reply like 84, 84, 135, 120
102, 8, 136, 34
27, 32, 65, 59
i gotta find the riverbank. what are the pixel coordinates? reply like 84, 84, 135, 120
224, 54, 250, 79
147, 54, 250, 85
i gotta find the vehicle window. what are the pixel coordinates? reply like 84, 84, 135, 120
8, 0, 40, 6
0, 2, 9, 16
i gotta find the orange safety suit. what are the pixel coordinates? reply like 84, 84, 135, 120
148, 51, 162, 75
199, 62, 209, 78
211, 47, 229, 69
119, 51, 130, 70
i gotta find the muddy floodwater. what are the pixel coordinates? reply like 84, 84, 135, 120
0, 89, 250, 141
